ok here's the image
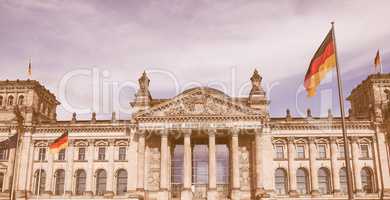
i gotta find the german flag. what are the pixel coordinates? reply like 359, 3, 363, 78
49, 131, 68, 153
304, 28, 336, 97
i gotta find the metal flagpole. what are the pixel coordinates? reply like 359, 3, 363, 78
380, 50, 384, 74
10, 106, 24, 200
331, 22, 354, 200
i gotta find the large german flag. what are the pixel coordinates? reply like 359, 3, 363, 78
49, 131, 68, 153
304, 28, 336, 97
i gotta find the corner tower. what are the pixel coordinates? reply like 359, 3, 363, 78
0, 80, 59, 124
347, 73, 390, 122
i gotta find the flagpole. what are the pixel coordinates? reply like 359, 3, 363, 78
331, 22, 354, 200
10, 106, 24, 200
380, 50, 384, 74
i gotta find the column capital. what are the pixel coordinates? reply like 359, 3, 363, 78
183, 129, 192, 137
254, 128, 262, 136
87, 139, 95, 145
287, 136, 295, 144
350, 136, 359, 143
137, 129, 147, 136
230, 128, 240, 137
68, 140, 75, 146
159, 129, 169, 137
308, 137, 316, 143
208, 129, 217, 137
329, 136, 338, 143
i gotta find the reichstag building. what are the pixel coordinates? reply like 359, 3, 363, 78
0, 70, 389, 200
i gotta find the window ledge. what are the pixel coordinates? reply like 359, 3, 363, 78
359, 157, 372, 160
74, 160, 87, 162
294, 158, 309, 161
273, 158, 287, 161
316, 158, 330, 161
34, 160, 48, 163
114, 160, 128, 162
94, 160, 108, 162
53, 160, 66, 163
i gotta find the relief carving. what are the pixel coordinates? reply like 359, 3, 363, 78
147, 147, 160, 190
239, 146, 250, 190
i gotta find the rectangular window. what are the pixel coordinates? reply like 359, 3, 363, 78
318, 144, 326, 159
78, 148, 85, 161
0, 149, 7, 160
339, 145, 345, 159
38, 148, 46, 161
118, 147, 126, 161
98, 147, 106, 160
296, 146, 305, 159
275, 145, 284, 159
58, 149, 66, 161
360, 144, 369, 158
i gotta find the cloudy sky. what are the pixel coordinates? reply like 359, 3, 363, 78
0, 0, 389, 120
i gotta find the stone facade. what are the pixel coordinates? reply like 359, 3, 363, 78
0, 72, 389, 200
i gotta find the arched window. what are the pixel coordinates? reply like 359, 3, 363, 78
297, 168, 309, 194
54, 169, 65, 195
116, 169, 127, 195
318, 167, 331, 194
8, 96, 14, 106
275, 168, 287, 195
18, 95, 24, 105
34, 169, 46, 195
0, 172, 4, 192
96, 169, 107, 196
339, 167, 347, 194
0, 96, 3, 106
361, 167, 373, 193
75, 169, 86, 195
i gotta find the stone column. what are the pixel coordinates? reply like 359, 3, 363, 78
371, 137, 382, 193
4, 148, 15, 192
16, 131, 32, 196
159, 130, 169, 200
308, 137, 319, 196
254, 128, 265, 196
231, 129, 240, 200
65, 141, 74, 196
105, 139, 115, 197
181, 130, 192, 200
287, 137, 298, 197
330, 137, 340, 195
84, 139, 94, 196
45, 144, 54, 195
137, 131, 146, 196
127, 131, 138, 193
208, 129, 217, 200
351, 137, 362, 193
374, 125, 390, 196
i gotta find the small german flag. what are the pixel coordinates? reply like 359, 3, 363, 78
49, 131, 68, 154
304, 28, 336, 97
374, 50, 381, 72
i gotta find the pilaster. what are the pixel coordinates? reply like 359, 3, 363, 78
351, 136, 363, 194
308, 137, 319, 197
207, 129, 217, 200
159, 130, 169, 200
65, 140, 74, 196
231, 128, 240, 200
287, 137, 298, 197
181, 129, 192, 200
330, 137, 340, 195
84, 139, 94, 196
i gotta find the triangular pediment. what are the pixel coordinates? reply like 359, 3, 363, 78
135, 87, 262, 118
